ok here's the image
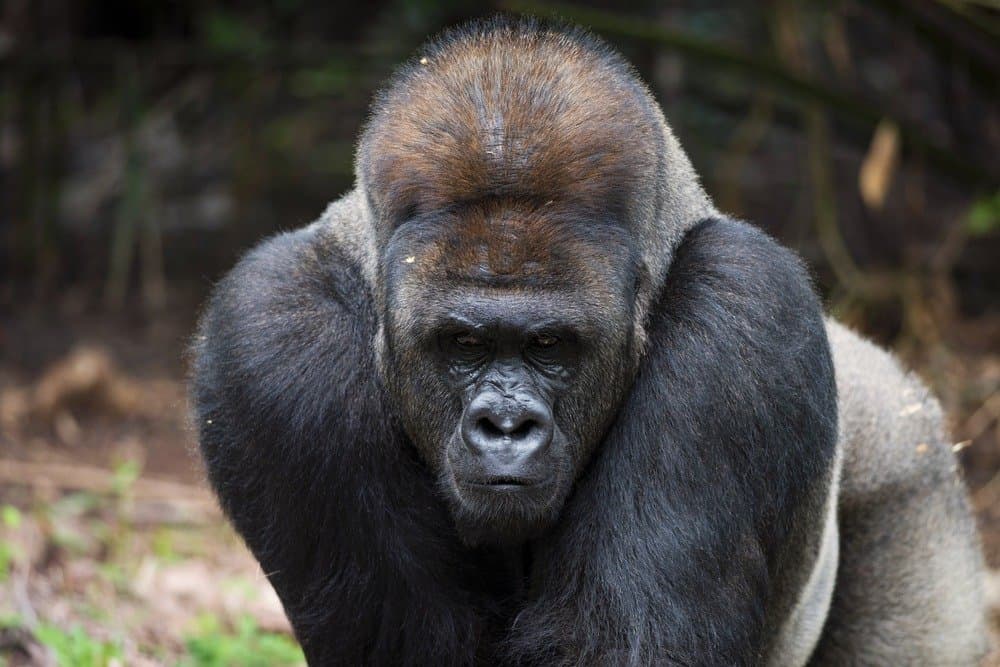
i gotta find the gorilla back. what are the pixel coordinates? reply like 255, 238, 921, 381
191, 17, 987, 666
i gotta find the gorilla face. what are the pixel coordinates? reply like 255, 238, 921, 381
380, 203, 641, 545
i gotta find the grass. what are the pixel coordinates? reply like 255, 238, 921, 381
34, 625, 123, 667
12, 615, 304, 667
181, 615, 305, 667
0, 461, 304, 665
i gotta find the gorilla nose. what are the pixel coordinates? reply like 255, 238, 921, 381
461, 393, 554, 467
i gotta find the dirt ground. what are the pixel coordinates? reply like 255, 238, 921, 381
1, 296, 998, 665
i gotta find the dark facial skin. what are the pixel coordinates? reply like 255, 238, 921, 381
380, 208, 642, 546
440, 306, 579, 524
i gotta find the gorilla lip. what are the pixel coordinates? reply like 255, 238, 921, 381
458, 478, 554, 501
470, 483, 528, 492
467, 475, 538, 489
453, 467, 555, 497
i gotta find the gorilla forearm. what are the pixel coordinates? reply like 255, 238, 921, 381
507, 218, 838, 665
191, 225, 488, 663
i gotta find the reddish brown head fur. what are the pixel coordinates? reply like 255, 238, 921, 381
395, 198, 630, 293
358, 17, 666, 265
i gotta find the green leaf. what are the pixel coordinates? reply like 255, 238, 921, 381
112, 459, 141, 495
965, 191, 1000, 236
1, 505, 21, 529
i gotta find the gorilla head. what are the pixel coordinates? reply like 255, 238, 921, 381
356, 23, 711, 544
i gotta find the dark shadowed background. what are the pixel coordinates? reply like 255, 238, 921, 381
1, 1, 998, 665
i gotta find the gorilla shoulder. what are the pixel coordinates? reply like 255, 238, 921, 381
191, 190, 382, 526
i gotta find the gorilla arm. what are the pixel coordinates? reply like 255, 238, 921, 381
190, 204, 487, 665
507, 217, 840, 666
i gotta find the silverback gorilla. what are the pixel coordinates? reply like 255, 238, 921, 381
191, 17, 988, 666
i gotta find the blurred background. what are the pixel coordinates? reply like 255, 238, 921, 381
1, 1, 998, 664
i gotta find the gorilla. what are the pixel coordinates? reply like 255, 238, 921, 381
191, 17, 988, 666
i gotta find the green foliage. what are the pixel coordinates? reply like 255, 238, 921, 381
290, 62, 352, 98
151, 528, 180, 562
0, 506, 23, 582
50, 492, 101, 519
1, 506, 22, 530
200, 11, 271, 56
34, 625, 123, 667
180, 614, 305, 667
965, 191, 1000, 236
97, 561, 129, 592
0, 613, 23, 630
0, 542, 12, 583
111, 459, 141, 496
49, 499, 97, 556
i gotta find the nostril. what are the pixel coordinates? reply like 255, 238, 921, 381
510, 419, 535, 439
477, 417, 505, 439
477, 415, 537, 440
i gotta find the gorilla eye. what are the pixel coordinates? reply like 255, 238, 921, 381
532, 334, 560, 348
454, 333, 486, 349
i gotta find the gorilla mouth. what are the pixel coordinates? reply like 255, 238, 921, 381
469, 475, 536, 489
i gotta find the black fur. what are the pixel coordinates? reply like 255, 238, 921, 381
191, 216, 837, 665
